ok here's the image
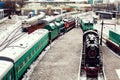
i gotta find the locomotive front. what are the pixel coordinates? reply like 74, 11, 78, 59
82, 30, 102, 78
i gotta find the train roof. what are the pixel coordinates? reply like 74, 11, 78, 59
54, 21, 61, 26
0, 29, 48, 62
23, 12, 45, 23
95, 11, 113, 14
42, 16, 56, 24
63, 17, 75, 22
53, 11, 60, 15
0, 61, 13, 79
55, 14, 65, 20
82, 19, 93, 23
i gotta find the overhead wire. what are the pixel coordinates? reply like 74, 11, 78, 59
0, 24, 26, 51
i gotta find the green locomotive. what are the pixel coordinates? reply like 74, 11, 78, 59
79, 18, 94, 31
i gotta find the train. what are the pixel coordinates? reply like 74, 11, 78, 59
0, 9, 12, 23
63, 17, 75, 31
22, 12, 45, 32
22, 12, 76, 40
81, 30, 103, 78
95, 11, 113, 19
0, 12, 76, 80
0, 29, 49, 80
106, 30, 120, 54
78, 18, 94, 32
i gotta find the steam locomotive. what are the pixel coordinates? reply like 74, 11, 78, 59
81, 30, 102, 78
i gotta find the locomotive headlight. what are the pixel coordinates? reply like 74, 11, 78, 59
90, 51, 95, 56
88, 50, 96, 58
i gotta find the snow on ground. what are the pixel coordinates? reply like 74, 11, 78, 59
94, 18, 120, 39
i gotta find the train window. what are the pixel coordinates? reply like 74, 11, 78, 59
19, 62, 23, 70
18, 65, 21, 71
9, 73, 12, 80
32, 51, 34, 55
38, 44, 40, 48
0, 10, 4, 19
28, 54, 31, 59
34, 48, 36, 53
37, 45, 39, 50
37, 45, 40, 49
23, 58, 27, 64
35, 47, 37, 51
37, 45, 39, 49
39, 43, 41, 47
16, 67, 19, 73
85, 23, 93, 26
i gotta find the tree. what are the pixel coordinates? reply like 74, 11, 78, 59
4, 0, 16, 14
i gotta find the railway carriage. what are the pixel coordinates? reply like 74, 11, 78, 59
54, 19, 65, 34
22, 12, 45, 33
63, 17, 75, 31
54, 14, 65, 33
42, 17, 59, 41
95, 11, 113, 19
0, 29, 49, 80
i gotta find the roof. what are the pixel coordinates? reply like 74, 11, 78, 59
95, 11, 113, 14
55, 22, 61, 26
82, 19, 93, 23
22, 12, 45, 27
0, 61, 13, 79
63, 17, 75, 22
42, 16, 56, 24
66, 3, 91, 8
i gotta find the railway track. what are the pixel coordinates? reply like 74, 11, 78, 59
80, 68, 105, 80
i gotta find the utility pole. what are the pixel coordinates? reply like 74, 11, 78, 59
100, 20, 104, 45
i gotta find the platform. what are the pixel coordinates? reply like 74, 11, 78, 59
102, 46, 120, 80
29, 28, 83, 80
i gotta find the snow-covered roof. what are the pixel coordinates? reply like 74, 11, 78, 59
0, 29, 48, 62
95, 11, 113, 14
55, 14, 65, 20
63, 17, 75, 23
42, 16, 56, 24
22, 12, 45, 27
0, 61, 13, 79
54, 22, 61, 26
82, 19, 93, 23
49, 23, 55, 27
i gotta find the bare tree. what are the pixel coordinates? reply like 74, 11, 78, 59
4, 0, 16, 14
